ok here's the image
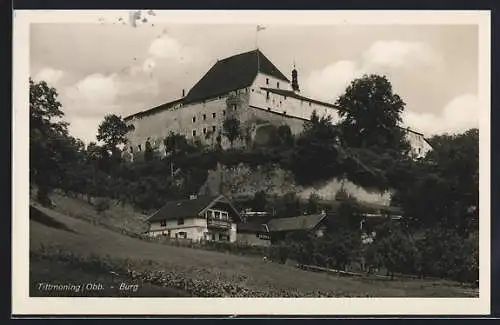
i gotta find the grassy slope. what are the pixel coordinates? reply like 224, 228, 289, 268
29, 198, 477, 297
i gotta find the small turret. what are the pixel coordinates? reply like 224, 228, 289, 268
291, 63, 300, 92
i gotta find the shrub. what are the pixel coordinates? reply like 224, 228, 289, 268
94, 198, 110, 214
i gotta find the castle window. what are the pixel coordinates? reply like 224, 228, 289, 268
203, 114, 207, 120
233, 104, 237, 111
192, 116, 196, 123
223, 110, 226, 116
266, 78, 269, 85
266, 92, 270, 100
212, 112, 216, 118
277, 82, 280, 89
192, 130, 197, 137
203, 127, 207, 134
138, 144, 142, 152
160, 220, 167, 227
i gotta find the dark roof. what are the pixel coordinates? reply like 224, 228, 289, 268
260, 87, 338, 109
267, 214, 326, 232
124, 98, 183, 121
237, 222, 269, 233
183, 49, 290, 104
147, 195, 241, 222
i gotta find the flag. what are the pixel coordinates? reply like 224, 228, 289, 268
256, 25, 266, 32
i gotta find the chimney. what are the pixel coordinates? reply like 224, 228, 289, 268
182, 89, 185, 97
189, 194, 197, 200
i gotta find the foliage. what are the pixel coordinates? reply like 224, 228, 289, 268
223, 117, 241, 147
335, 74, 410, 155
96, 114, 132, 152
250, 190, 268, 211
94, 198, 111, 214
30, 78, 71, 205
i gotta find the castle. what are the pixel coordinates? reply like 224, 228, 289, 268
123, 49, 432, 158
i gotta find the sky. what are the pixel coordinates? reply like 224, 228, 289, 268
29, 11, 479, 144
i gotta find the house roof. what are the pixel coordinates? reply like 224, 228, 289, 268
260, 87, 338, 110
147, 194, 241, 223
124, 98, 183, 121
267, 214, 326, 232
183, 49, 290, 104
237, 222, 269, 233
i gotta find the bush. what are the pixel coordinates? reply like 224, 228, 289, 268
94, 198, 110, 214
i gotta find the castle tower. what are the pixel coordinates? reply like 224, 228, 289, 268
291, 63, 300, 92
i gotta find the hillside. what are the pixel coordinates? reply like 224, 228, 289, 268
199, 163, 392, 205
29, 196, 477, 297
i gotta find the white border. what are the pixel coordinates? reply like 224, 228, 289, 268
12, 10, 491, 315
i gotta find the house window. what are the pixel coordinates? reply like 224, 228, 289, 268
212, 112, 216, 118
266, 92, 270, 100
203, 114, 207, 120
219, 234, 229, 241
211, 233, 216, 241
177, 218, 184, 225
266, 78, 269, 85
176, 232, 187, 239
160, 220, 166, 227
212, 126, 216, 132
223, 110, 226, 116
203, 127, 207, 134
192, 116, 196, 123
309, 102, 312, 107
138, 144, 142, 151
277, 81, 280, 88
192, 130, 197, 137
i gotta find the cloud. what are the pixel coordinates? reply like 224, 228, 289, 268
363, 40, 441, 69
148, 34, 184, 60
34, 67, 65, 86
403, 93, 479, 136
303, 60, 363, 102
65, 73, 120, 111
303, 40, 442, 103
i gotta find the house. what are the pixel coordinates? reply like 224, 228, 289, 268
235, 222, 271, 247
236, 212, 327, 247
145, 194, 242, 242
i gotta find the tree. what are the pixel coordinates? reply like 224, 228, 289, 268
96, 114, 133, 161
305, 193, 320, 214
251, 190, 268, 211
335, 74, 410, 155
222, 117, 241, 148
144, 138, 154, 162
393, 128, 479, 234
291, 110, 343, 185
30, 78, 70, 205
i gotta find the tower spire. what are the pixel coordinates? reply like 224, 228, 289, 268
291, 61, 300, 93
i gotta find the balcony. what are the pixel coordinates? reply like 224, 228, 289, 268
207, 218, 231, 229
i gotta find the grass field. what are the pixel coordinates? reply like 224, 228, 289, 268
29, 197, 478, 297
